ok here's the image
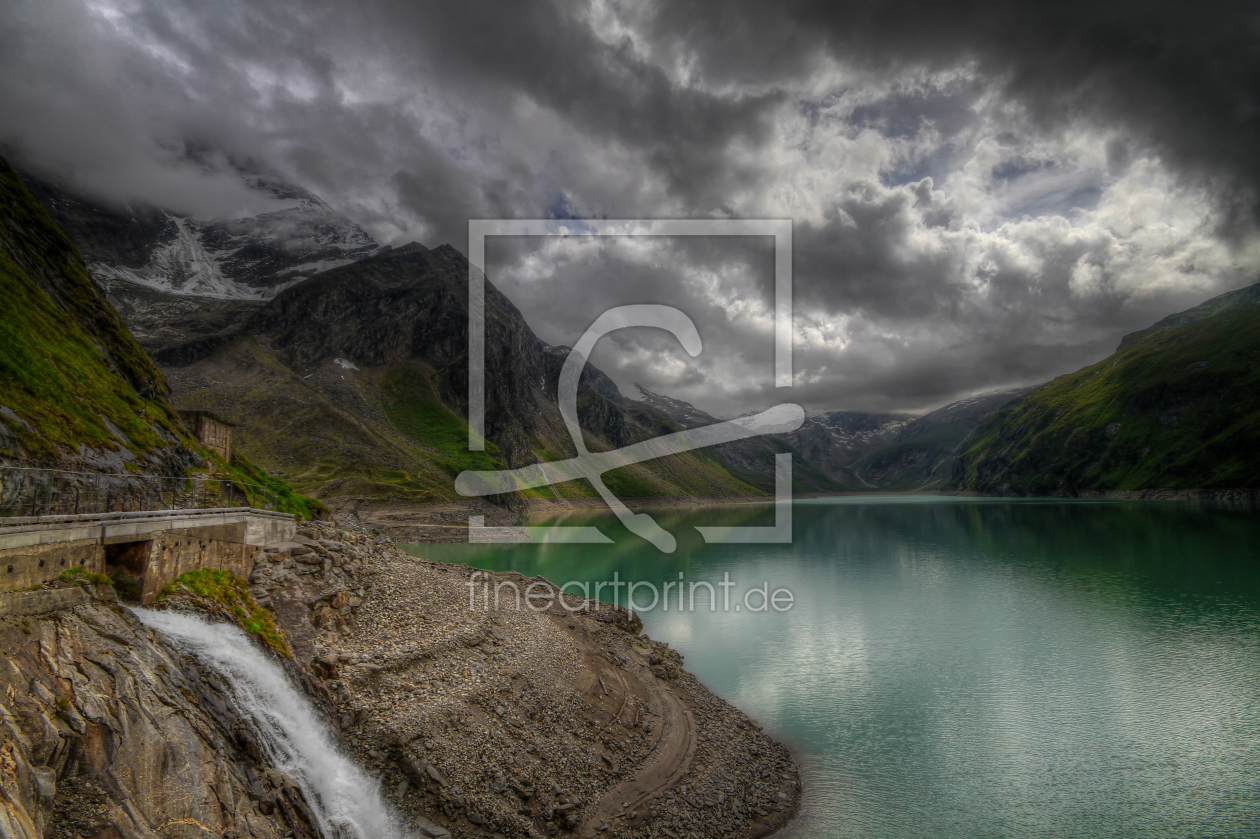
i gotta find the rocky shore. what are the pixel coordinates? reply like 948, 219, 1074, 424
251, 520, 803, 838
1, 519, 802, 839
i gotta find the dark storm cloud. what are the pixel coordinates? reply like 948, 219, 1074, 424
646, 0, 1260, 226
0, 0, 780, 240
1, 0, 1258, 416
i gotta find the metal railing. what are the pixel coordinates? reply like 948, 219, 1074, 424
0, 467, 281, 518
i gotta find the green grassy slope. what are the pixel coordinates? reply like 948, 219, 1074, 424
380, 366, 505, 477
165, 342, 465, 504
0, 155, 321, 518
0, 154, 188, 465
952, 283, 1260, 495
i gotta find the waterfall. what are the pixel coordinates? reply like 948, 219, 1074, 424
136, 609, 408, 839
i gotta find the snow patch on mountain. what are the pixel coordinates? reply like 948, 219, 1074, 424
90, 215, 272, 300
88, 193, 384, 300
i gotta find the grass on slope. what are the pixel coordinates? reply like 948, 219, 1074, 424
160, 569, 290, 657
169, 341, 463, 504
380, 367, 506, 477
956, 296, 1260, 493
0, 155, 187, 461
529, 398, 762, 499
202, 449, 327, 520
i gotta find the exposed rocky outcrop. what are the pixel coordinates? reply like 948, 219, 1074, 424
0, 587, 330, 839
26, 169, 383, 303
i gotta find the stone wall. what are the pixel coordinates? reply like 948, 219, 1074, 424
0, 539, 104, 592
133, 524, 253, 604
181, 411, 234, 461
0, 510, 294, 597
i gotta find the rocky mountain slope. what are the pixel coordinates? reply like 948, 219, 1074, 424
633, 387, 866, 493
951, 282, 1260, 496
26, 170, 384, 360
152, 242, 762, 510
0, 154, 197, 474
254, 520, 802, 838
778, 410, 912, 487
29, 171, 383, 299
853, 389, 1028, 490
634, 385, 1025, 493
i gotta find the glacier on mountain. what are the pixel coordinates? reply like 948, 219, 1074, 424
87, 194, 383, 301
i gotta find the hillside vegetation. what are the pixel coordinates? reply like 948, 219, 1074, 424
0, 156, 321, 519
0, 154, 190, 469
952, 283, 1260, 495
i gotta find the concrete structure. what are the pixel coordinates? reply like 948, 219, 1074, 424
0, 507, 295, 605
180, 411, 235, 461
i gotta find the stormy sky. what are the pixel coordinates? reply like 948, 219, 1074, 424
3, 0, 1259, 417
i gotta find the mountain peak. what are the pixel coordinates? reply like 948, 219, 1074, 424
390, 241, 430, 257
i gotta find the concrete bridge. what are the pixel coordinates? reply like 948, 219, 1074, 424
0, 507, 295, 605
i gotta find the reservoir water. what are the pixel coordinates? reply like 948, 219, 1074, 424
406, 496, 1260, 838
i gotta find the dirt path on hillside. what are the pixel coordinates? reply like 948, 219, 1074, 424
577, 665, 698, 837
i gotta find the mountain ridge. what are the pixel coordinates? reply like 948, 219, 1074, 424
952, 281, 1260, 496
157, 239, 768, 508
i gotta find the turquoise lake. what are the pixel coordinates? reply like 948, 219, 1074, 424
403, 496, 1260, 838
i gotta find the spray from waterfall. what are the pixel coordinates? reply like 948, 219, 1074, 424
136, 609, 409, 839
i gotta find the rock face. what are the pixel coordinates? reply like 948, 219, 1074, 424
778, 409, 912, 486
27, 171, 383, 300
633, 387, 894, 493
0, 590, 329, 839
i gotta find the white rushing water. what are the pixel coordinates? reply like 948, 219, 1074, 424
135, 609, 408, 839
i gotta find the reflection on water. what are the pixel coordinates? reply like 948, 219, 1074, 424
404, 497, 1260, 838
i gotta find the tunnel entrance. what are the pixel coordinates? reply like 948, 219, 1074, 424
104, 540, 151, 602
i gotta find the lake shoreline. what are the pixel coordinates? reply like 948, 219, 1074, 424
355, 493, 850, 543
416, 497, 1260, 838
263, 520, 805, 838
350, 487, 1259, 545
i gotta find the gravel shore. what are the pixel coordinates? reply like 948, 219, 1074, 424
250, 521, 802, 839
